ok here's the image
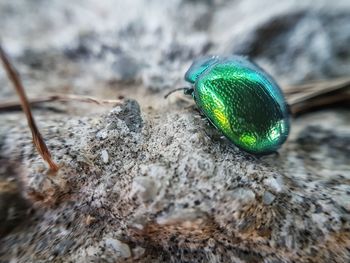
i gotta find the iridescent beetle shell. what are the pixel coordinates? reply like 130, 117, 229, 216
184, 55, 290, 154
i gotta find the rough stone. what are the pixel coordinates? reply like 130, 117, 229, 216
0, 0, 349, 262
104, 237, 131, 258
263, 191, 276, 205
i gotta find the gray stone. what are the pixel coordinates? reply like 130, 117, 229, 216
101, 150, 109, 164
263, 191, 276, 205
104, 238, 131, 258
0, 0, 349, 262
106, 99, 143, 133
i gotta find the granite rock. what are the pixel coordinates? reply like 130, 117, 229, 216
0, 0, 349, 262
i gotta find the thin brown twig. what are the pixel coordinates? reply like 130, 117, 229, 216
0, 94, 123, 112
290, 91, 350, 116
284, 77, 350, 94
0, 45, 59, 173
286, 77, 350, 104
287, 77, 350, 116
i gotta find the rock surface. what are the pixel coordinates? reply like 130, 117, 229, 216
0, 0, 349, 262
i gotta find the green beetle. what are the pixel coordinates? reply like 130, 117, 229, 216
171, 56, 290, 154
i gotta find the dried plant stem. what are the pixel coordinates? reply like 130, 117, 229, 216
287, 77, 350, 116
290, 91, 350, 116
0, 94, 123, 112
0, 45, 59, 172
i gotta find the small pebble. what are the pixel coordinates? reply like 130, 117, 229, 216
101, 150, 109, 164
105, 238, 131, 258
263, 191, 276, 205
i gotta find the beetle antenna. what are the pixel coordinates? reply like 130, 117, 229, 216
164, 87, 193, 99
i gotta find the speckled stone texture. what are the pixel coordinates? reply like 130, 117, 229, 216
0, 0, 350, 262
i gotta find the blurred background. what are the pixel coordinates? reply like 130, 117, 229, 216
0, 1, 350, 262
1, 0, 350, 106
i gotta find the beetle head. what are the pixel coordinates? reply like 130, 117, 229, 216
185, 56, 219, 84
